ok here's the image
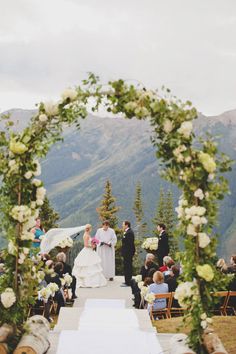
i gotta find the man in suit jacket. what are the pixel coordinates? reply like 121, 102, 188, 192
156, 223, 169, 266
121, 220, 135, 287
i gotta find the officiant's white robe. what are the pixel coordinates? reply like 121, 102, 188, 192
95, 227, 117, 278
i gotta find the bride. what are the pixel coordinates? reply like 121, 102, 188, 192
72, 224, 107, 289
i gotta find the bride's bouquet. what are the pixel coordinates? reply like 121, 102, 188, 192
141, 237, 158, 251
91, 237, 99, 249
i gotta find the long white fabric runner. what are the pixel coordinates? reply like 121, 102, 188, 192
56, 299, 164, 354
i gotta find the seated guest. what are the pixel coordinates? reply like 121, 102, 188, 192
165, 266, 180, 292
159, 256, 174, 273
228, 255, 236, 274
44, 261, 65, 314
56, 252, 77, 299
147, 271, 169, 312
216, 258, 228, 273
140, 254, 159, 281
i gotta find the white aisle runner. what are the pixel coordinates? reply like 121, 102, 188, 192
56, 299, 164, 354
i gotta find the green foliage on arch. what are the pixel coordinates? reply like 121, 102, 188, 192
0, 74, 233, 352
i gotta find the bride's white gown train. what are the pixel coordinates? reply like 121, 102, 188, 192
72, 240, 107, 288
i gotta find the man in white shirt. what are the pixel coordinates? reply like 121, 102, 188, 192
95, 220, 117, 280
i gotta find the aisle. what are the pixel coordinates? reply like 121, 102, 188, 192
48, 276, 165, 354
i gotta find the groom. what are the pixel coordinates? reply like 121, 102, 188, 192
121, 220, 135, 287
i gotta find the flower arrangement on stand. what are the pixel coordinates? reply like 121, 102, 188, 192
141, 237, 159, 254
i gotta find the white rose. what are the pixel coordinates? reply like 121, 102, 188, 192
36, 187, 46, 201
32, 178, 42, 187
134, 275, 142, 283
21, 231, 34, 241
201, 320, 207, 329
8, 159, 16, 167
200, 313, 207, 320
191, 215, 202, 226
187, 224, 197, 236
201, 217, 208, 225
8, 240, 17, 255
61, 88, 77, 101
18, 253, 26, 264
194, 189, 204, 200
33, 160, 41, 176
145, 292, 156, 304
39, 114, 48, 122
1, 288, 16, 308
24, 171, 33, 179
23, 247, 30, 255
185, 156, 192, 163
163, 119, 174, 133
198, 233, 210, 248
138, 281, 144, 289
36, 199, 44, 206
44, 101, 59, 116
178, 121, 193, 138
30, 201, 37, 209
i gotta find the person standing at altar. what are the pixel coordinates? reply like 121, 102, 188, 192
156, 223, 169, 267
31, 217, 45, 249
95, 220, 117, 281
121, 220, 135, 287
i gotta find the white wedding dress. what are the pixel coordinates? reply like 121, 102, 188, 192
72, 236, 107, 288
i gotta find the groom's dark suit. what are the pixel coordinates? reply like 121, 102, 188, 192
157, 230, 169, 266
121, 228, 135, 285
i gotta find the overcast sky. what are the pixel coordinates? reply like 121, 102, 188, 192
0, 0, 235, 115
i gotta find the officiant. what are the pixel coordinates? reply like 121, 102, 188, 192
95, 220, 117, 280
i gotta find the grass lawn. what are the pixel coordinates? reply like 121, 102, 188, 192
153, 316, 236, 354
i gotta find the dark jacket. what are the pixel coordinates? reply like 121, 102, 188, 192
62, 262, 72, 275
121, 228, 135, 258
140, 262, 159, 281
157, 231, 169, 258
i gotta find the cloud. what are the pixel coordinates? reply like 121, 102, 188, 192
0, 0, 236, 114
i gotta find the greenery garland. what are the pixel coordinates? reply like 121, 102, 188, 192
0, 74, 232, 352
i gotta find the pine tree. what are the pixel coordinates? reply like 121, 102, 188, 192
96, 180, 119, 229
39, 196, 60, 232
165, 189, 178, 257
152, 186, 165, 237
132, 182, 147, 239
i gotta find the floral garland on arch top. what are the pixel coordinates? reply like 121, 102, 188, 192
0, 74, 232, 352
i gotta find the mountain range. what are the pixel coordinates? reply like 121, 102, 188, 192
1, 108, 236, 260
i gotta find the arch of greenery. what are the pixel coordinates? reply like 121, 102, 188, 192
0, 74, 232, 352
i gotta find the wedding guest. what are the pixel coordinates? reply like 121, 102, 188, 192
159, 256, 174, 273
165, 265, 180, 292
56, 252, 77, 299
147, 271, 169, 312
216, 258, 228, 273
121, 220, 135, 287
31, 217, 45, 249
95, 220, 117, 281
44, 261, 65, 315
156, 223, 169, 266
140, 253, 159, 281
228, 255, 236, 274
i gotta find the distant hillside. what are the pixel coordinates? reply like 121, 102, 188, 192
1, 108, 236, 259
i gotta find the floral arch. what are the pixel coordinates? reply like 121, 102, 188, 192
0, 74, 232, 352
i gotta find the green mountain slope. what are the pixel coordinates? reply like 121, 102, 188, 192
1, 109, 236, 259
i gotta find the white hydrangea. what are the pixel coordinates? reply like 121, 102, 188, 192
63, 273, 73, 286
198, 233, 210, 248
140, 286, 148, 297
32, 178, 42, 187
145, 292, 156, 304
11, 205, 32, 223
177, 121, 193, 139
61, 88, 78, 101
21, 231, 34, 241
142, 237, 158, 251
163, 119, 174, 133
58, 237, 73, 248
44, 101, 59, 116
174, 281, 198, 308
0, 288, 16, 308
18, 253, 26, 264
138, 281, 144, 289
134, 274, 142, 283
39, 114, 48, 122
187, 224, 197, 236
194, 189, 204, 200
8, 240, 17, 255
24, 171, 33, 179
